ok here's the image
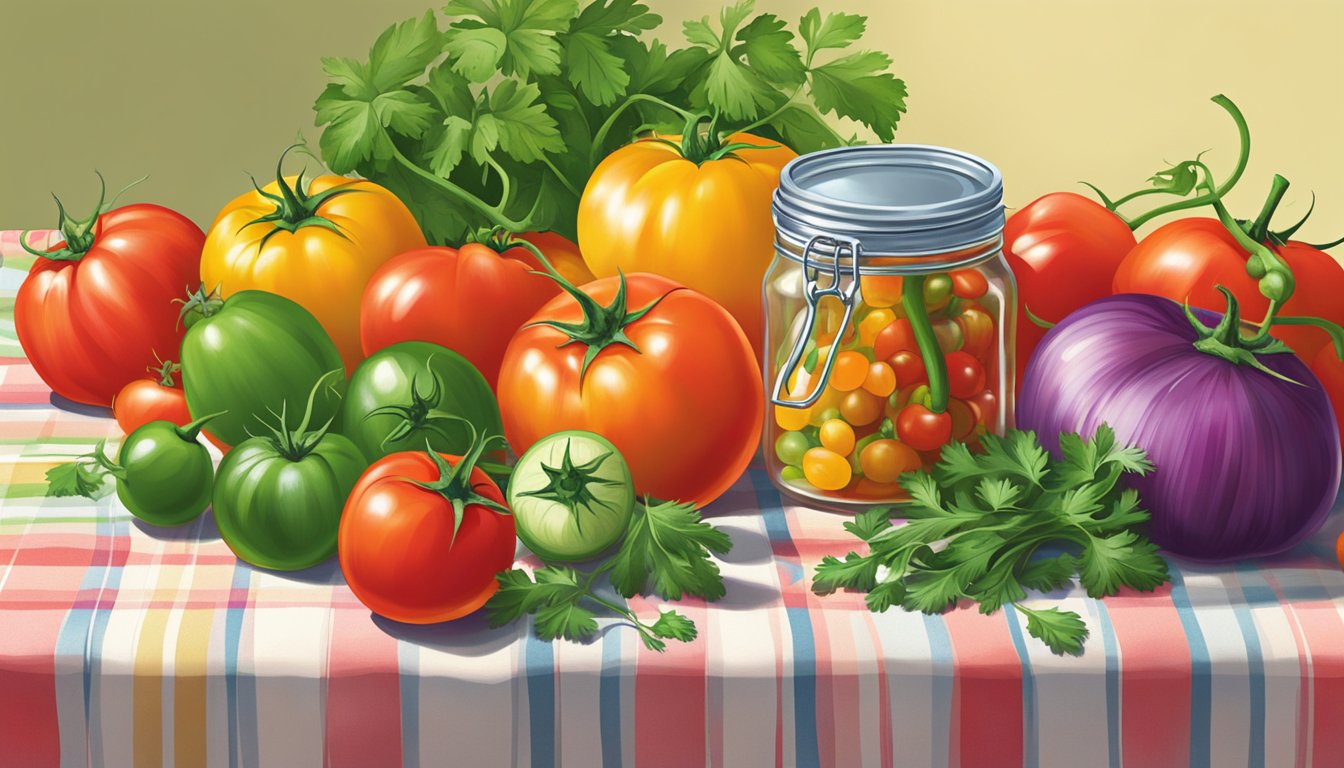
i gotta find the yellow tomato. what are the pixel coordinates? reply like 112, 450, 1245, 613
201, 162, 426, 371
803, 447, 852, 490
577, 131, 796, 359
819, 419, 856, 456
860, 439, 921, 484
858, 309, 896, 347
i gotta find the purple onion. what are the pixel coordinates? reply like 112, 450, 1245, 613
1017, 292, 1341, 562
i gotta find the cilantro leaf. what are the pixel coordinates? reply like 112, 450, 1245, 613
485, 566, 589, 628
798, 9, 865, 58
977, 477, 1022, 511
443, 0, 579, 80
428, 115, 475, 176
534, 600, 599, 642
865, 579, 905, 612
45, 461, 109, 499
734, 14, 805, 86
969, 562, 1028, 614
609, 499, 732, 601
1077, 530, 1169, 598
808, 50, 907, 143
812, 552, 880, 594
771, 102, 848, 154
682, 0, 781, 121
902, 566, 966, 614
843, 506, 894, 541
368, 11, 444, 91
475, 80, 565, 163
557, 0, 660, 106
650, 610, 698, 642
1018, 554, 1077, 593
1017, 604, 1089, 656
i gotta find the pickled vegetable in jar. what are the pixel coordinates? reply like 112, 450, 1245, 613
765, 145, 1014, 508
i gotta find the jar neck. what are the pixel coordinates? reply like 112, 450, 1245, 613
773, 234, 1004, 275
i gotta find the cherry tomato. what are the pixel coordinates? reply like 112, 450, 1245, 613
874, 318, 918, 360
932, 318, 963, 354
840, 389, 883, 427
859, 275, 903, 308
923, 274, 954, 312
860, 439, 921, 483
803, 447, 853, 490
946, 398, 978, 440
113, 368, 229, 452
775, 431, 810, 466
950, 269, 989, 299
889, 351, 928, 387
945, 352, 986, 400
830, 350, 870, 391
967, 389, 998, 427
858, 309, 896, 347
819, 419, 857, 456
897, 405, 953, 452
862, 361, 897, 398
775, 368, 818, 430
956, 304, 995, 358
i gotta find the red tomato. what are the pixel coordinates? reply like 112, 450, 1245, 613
1004, 192, 1137, 385
889, 351, 928, 387
950, 270, 989, 299
1114, 218, 1344, 362
966, 389, 998, 427
339, 450, 517, 624
112, 363, 227, 451
946, 399, 978, 440
498, 273, 762, 508
15, 200, 205, 407
874, 318, 918, 360
955, 304, 995, 358
945, 351, 986, 400
360, 233, 588, 390
1311, 344, 1344, 459
896, 404, 953, 452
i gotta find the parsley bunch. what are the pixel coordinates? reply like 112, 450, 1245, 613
313, 0, 907, 245
812, 425, 1170, 655
487, 498, 732, 652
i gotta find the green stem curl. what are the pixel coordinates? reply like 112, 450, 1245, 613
902, 276, 949, 413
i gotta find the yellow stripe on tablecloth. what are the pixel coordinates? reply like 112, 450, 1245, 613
174, 609, 212, 768
133, 608, 169, 766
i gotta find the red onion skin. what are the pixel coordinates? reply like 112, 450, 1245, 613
1017, 293, 1341, 562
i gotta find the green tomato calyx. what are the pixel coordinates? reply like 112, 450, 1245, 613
364, 360, 465, 451
526, 269, 669, 383
515, 439, 627, 533
1185, 285, 1299, 384
253, 371, 343, 461
20, 172, 108, 261
175, 283, 225, 328
244, 144, 363, 250
176, 411, 226, 444
647, 112, 781, 167
409, 422, 512, 547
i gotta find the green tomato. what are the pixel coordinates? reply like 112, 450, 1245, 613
780, 466, 806, 482
115, 419, 215, 526
341, 341, 502, 462
774, 431, 810, 466
924, 274, 954, 308
932, 317, 964, 353
181, 290, 345, 447
508, 431, 635, 562
212, 433, 368, 571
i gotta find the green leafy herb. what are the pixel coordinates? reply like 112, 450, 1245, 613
487, 497, 732, 652
811, 425, 1169, 656
313, 0, 907, 245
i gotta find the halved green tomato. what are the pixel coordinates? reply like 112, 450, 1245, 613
507, 431, 635, 562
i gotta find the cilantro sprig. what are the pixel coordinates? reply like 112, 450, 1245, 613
812, 425, 1169, 656
486, 498, 732, 652
313, 0, 907, 245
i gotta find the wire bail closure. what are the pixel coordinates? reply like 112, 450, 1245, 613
770, 235, 863, 408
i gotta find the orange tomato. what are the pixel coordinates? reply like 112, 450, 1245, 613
112, 363, 228, 451
498, 273, 762, 508
830, 351, 869, 391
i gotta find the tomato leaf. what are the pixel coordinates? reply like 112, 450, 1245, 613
807, 50, 907, 143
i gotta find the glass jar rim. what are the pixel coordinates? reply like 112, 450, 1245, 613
773, 234, 1004, 275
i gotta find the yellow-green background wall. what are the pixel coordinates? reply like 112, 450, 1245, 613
2, 0, 1341, 247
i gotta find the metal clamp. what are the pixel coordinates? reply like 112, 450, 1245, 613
771, 235, 863, 408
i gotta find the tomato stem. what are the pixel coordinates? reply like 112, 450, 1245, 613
588, 94, 696, 167
407, 424, 511, 546
1246, 175, 1291, 243
19, 172, 110, 262
902, 276, 949, 413
243, 145, 364, 250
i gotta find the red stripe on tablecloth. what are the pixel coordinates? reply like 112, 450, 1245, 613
943, 603, 1024, 768
1300, 597, 1344, 767
1106, 584, 1192, 768
323, 610, 404, 768
634, 596, 708, 768
0, 609, 64, 766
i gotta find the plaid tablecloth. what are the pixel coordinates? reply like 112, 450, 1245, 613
3, 229, 1344, 768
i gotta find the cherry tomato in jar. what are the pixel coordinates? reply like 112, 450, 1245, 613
945, 351, 986, 400
860, 439, 921, 484
803, 447, 853, 490
889, 351, 928, 387
830, 350, 871, 391
897, 404, 953, 452
819, 419, 857, 456
862, 361, 898, 397
966, 389, 998, 427
923, 274, 954, 312
775, 431, 810, 466
946, 398, 978, 440
857, 309, 896, 347
950, 269, 989, 300
859, 275, 903, 308
955, 304, 996, 358
874, 318, 918, 360
840, 389, 884, 427
931, 318, 964, 354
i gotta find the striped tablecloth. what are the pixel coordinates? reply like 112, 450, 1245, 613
3, 229, 1344, 768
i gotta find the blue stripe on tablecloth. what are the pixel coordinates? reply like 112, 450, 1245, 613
398, 639, 419, 768
1003, 605, 1038, 766
599, 626, 623, 767
225, 564, 254, 768
1094, 599, 1122, 768
750, 469, 821, 767
1168, 569, 1212, 768
1233, 564, 1268, 768
524, 629, 556, 768
922, 613, 954, 767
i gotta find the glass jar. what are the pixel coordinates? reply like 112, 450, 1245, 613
765, 145, 1015, 508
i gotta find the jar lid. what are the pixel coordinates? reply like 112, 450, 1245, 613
772, 144, 1004, 255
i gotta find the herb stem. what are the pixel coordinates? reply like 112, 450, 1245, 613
542, 155, 581, 198
389, 145, 528, 233
589, 94, 695, 166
